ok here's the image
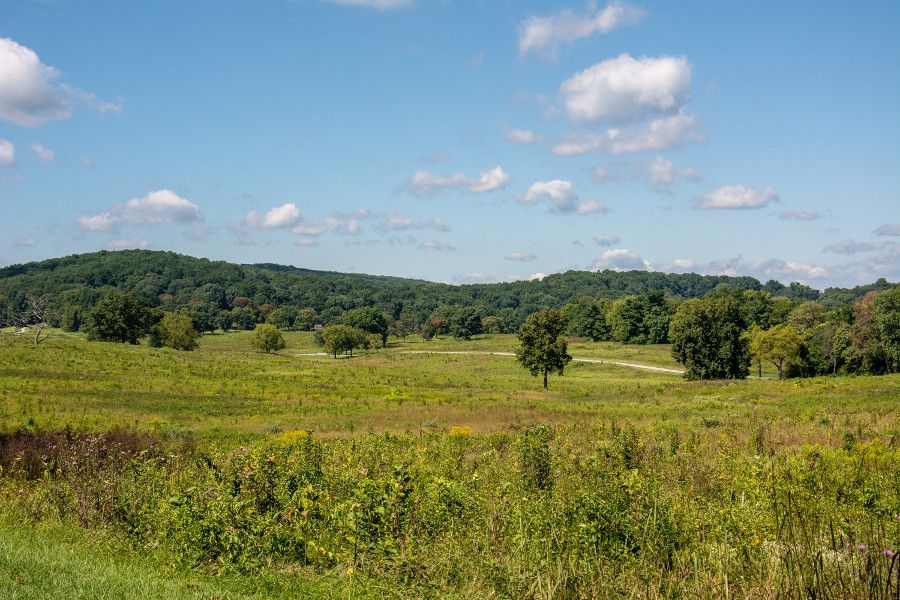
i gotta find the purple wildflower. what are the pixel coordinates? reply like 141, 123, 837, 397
885, 549, 896, 558
858, 544, 866, 552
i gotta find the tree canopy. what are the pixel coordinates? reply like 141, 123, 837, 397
669, 292, 750, 380
516, 309, 572, 389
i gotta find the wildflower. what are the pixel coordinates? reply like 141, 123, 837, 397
885, 549, 896, 558
857, 544, 866, 552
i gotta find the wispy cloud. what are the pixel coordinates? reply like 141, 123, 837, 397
518, 2, 646, 57
406, 165, 509, 197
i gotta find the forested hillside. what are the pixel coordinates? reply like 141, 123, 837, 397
0, 250, 893, 332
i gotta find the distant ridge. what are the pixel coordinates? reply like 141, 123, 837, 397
0, 250, 894, 326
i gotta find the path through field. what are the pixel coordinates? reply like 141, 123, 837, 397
298, 349, 684, 374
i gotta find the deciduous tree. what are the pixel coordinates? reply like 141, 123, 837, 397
516, 309, 572, 390
250, 323, 286, 354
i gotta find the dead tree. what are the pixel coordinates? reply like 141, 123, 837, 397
11, 294, 51, 345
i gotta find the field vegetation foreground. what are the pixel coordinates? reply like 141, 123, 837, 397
0, 331, 898, 598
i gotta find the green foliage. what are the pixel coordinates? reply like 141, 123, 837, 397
320, 324, 367, 358
85, 291, 152, 344
749, 323, 806, 379
669, 292, 750, 380
562, 298, 610, 341
516, 308, 572, 389
151, 312, 201, 351
874, 286, 900, 372
249, 323, 286, 354
341, 307, 389, 347
518, 425, 553, 491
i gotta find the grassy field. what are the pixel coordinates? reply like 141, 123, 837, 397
0, 330, 898, 598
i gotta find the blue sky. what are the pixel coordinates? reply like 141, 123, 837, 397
1, 0, 898, 288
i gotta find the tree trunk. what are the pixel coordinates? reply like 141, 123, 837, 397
543, 369, 548, 390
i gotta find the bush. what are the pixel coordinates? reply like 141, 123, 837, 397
151, 313, 201, 351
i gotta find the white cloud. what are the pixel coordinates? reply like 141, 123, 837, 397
244, 203, 301, 229
384, 212, 449, 231
527, 272, 547, 281
521, 179, 605, 215
504, 128, 542, 144
778, 210, 820, 221
0, 37, 122, 127
521, 179, 575, 211
324, 0, 412, 9
0, 139, 13, 166
79, 156, 94, 169
695, 185, 779, 209
13, 236, 36, 247
290, 212, 363, 237
518, 2, 646, 56
576, 200, 607, 214
505, 251, 537, 262
560, 54, 691, 123
406, 165, 509, 197
874, 223, 900, 236
295, 238, 319, 247
823, 239, 894, 255
553, 110, 702, 155
30, 142, 53, 164
593, 248, 646, 270
106, 238, 149, 250
77, 189, 202, 232
672, 258, 693, 269
647, 156, 699, 190
454, 271, 492, 284
469, 165, 511, 192
593, 234, 620, 246
418, 240, 456, 251
689, 256, 829, 282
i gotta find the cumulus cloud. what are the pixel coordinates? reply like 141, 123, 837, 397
593, 248, 646, 270
695, 185, 779, 210
504, 128, 542, 144
323, 0, 412, 8
505, 251, 537, 262
593, 234, 620, 246
528, 272, 547, 281
106, 238, 149, 250
779, 210, 820, 221
384, 212, 449, 231
244, 203, 301, 229
418, 240, 456, 251
406, 165, 509, 197
30, 142, 53, 164
874, 223, 900, 236
518, 2, 646, 56
553, 110, 702, 155
823, 239, 894, 255
521, 179, 606, 215
0, 139, 13, 166
672, 258, 694, 269
0, 37, 122, 127
77, 190, 202, 232
560, 54, 691, 123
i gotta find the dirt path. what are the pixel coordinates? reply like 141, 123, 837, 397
297, 349, 684, 374
396, 350, 684, 374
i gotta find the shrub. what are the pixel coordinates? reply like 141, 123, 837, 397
150, 312, 200, 351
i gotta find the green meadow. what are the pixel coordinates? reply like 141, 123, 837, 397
1, 331, 898, 598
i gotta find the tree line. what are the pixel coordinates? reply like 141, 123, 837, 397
2, 250, 890, 336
